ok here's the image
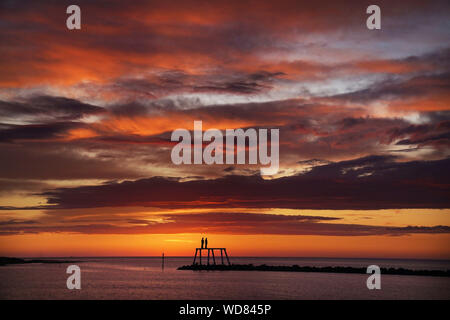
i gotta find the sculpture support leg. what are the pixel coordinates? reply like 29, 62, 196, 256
193, 248, 230, 266
224, 249, 231, 265
193, 248, 198, 265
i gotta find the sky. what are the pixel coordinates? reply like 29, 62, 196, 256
0, 0, 449, 258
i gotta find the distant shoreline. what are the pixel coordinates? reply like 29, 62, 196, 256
2, 256, 449, 262
178, 264, 450, 277
0, 257, 78, 266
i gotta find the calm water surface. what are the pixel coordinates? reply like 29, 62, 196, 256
1, 257, 449, 299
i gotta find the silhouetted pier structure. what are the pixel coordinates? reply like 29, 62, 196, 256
192, 248, 231, 266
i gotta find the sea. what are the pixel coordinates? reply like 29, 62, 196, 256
0, 257, 449, 299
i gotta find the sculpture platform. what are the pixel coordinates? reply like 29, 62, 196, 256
192, 247, 231, 266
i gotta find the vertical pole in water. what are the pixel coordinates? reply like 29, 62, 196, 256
221, 249, 224, 265
162, 252, 164, 271
212, 249, 216, 265
207, 248, 210, 265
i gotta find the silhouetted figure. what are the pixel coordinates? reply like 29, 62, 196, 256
201, 237, 204, 249
205, 238, 208, 249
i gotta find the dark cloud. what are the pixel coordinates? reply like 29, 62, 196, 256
193, 71, 284, 94
0, 219, 39, 226
39, 155, 450, 210
328, 72, 450, 104
421, 110, 450, 123
105, 70, 284, 100
0, 95, 105, 123
297, 159, 332, 166
0, 211, 448, 236
0, 122, 81, 142
0, 143, 143, 180
0, 93, 446, 185
109, 102, 153, 117
0, 178, 47, 195
388, 113, 450, 147
402, 47, 450, 71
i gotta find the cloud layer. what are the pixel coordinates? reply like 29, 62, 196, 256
0, 1, 449, 240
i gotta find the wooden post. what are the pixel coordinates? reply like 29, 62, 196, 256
212, 249, 216, 265
193, 248, 198, 265
224, 248, 231, 265
207, 248, 210, 265
221, 249, 224, 265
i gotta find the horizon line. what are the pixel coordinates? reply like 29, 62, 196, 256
4, 255, 450, 262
